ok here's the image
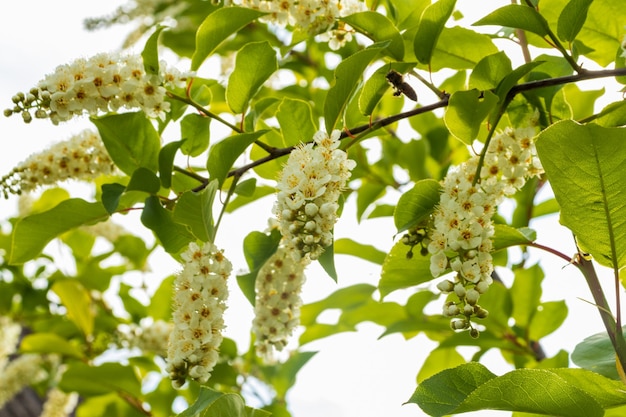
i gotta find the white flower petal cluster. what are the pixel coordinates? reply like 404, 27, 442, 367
274, 129, 355, 261
5, 52, 191, 124
233, 0, 366, 48
0, 354, 47, 408
0, 130, 116, 198
41, 388, 79, 417
0, 317, 21, 370
253, 247, 306, 358
430, 127, 543, 333
166, 242, 232, 388
125, 319, 173, 357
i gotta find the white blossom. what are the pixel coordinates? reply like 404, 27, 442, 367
41, 388, 79, 417
0, 317, 21, 370
0, 130, 116, 198
166, 242, 232, 388
6, 52, 191, 124
253, 247, 306, 358
0, 354, 47, 409
429, 126, 543, 332
274, 129, 355, 261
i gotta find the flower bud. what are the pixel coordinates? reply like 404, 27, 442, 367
454, 283, 466, 298
465, 288, 480, 305
436, 279, 454, 293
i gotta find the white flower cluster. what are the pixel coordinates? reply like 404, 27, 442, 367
5, 52, 191, 124
0, 354, 47, 409
253, 247, 306, 358
0, 317, 21, 370
232, 0, 366, 49
41, 388, 79, 417
0, 130, 116, 198
124, 319, 173, 357
166, 242, 232, 388
430, 127, 543, 334
274, 129, 355, 262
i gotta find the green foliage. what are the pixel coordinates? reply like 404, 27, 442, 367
536, 121, 626, 269
5, 1, 626, 417
409, 362, 626, 417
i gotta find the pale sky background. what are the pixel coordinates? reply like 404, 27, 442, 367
0, 2, 621, 417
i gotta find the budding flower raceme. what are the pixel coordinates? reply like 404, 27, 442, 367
4, 52, 191, 124
0, 317, 21, 370
0, 130, 116, 198
41, 388, 79, 417
123, 320, 173, 357
253, 246, 307, 358
274, 129, 355, 262
429, 126, 543, 333
232, 0, 366, 49
166, 242, 232, 388
0, 354, 47, 409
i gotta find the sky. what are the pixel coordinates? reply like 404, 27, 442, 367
0, 2, 620, 417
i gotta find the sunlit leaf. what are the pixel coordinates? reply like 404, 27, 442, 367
394, 179, 441, 233
572, 326, 626, 380
379, 240, 433, 299
207, 131, 268, 187
60, 362, 142, 398
227, 41, 278, 114
173, 181, 218, 242
444, 89, 499, 144
181, 113, 211, 157
358, 62, 416, 116
191, 7, 265, 71
9, 199, 109, 264
51, 280, 94, 337
91, 112, 160, 175
414, 0, 456, 65
141, 195, 195, 254
557, 0, 593, 42
324, 44, 385, 133
142, 25, 167, 75
334, 238, 386, 265
473, 4, 550, 37
535, 120, 626, 269
469, 51, 513, 91
20, 333, 84, 359
276, 98, 317, 146
159, 140, 184, 189
343, 11, 404, 60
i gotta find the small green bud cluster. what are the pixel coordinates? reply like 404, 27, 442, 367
4, 89, 51, 123
400, 225, 430, 259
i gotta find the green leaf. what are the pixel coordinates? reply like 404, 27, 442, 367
181, 113, 211, 157
334, 238, 386, 265
594, 100, 626, 127
343, 11, 404, 60
9, 199, 109, 264
572, 326, 626, 380
276, 98, 317, 146
469, 51, 513, 91
51, 280, 94, 337
324, 44, 385, 133
142, 25, 167, 75
510, 264, 544, 329
234, 177, 256, 197
147, 275, 175, 321
358, 62, 416, 116
557, 0, 593, 42
417, 348, 466, 383
430, 27, 498, 71
141, 195, 195, 254
473, 4, 550, 37
101, 183, 126, 214
379, 240, 433, 299
191, 7, 266, 71
237, 230, 281, 305
126, 167, 160, 194
91, 112, 160, 175
59, 362, 142, 398
207, 131, 267, 187
492, 224, 536, 251
356, 180, 386, 221
394, 179, 441, 233
20, 333, 84, 358
317, 239, 337, 281
535, 120, 626, 269
159, 140, 184, 189
528, 300, 567, 340
173, 181, 218, 242
227, 41, 278, 114
444, 89, 499, 144
413, 0, 456, 65
177, 387, 270, 417
273, 351, 318, 398
409, 362, 612, 417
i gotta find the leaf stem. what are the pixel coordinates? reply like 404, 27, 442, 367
575, 254, 626, 376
